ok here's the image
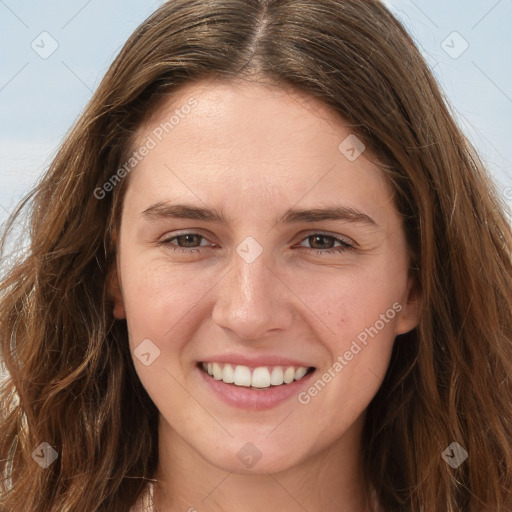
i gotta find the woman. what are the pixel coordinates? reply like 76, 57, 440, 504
1, 1, 511, 511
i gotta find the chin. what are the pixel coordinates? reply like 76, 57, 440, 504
193, 433, 310, 475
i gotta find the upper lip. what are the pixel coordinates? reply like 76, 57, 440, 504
198, 354, 315, 369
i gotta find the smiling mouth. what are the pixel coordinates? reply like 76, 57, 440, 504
199, 362, 316, 390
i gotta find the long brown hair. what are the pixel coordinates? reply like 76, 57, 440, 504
1, 1, 511, 510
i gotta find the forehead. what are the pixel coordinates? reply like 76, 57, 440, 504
127, 79, 395, 225
139, 78, 361, 159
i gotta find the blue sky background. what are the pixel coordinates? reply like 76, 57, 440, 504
0, 0, 511, 226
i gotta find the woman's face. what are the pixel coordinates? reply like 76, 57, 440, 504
110, 79, 419, 474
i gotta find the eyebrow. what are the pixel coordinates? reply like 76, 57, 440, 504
141, 202, 377, 227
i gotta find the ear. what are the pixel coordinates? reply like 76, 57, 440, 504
107, 265, 126, 320
395, 272, 421, 335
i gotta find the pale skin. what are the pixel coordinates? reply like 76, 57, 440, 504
109, 78, 420, 512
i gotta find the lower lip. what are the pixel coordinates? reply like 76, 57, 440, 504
197, 366, 316, 411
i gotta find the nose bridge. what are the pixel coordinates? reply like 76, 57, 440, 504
236, 249, 270, 306
212, 241, 290, 339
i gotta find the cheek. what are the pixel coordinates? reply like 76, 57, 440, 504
292, 258, 407, 338
119, 255, 212, 408
119, 253, 215, 352
297, 297, 399, 436
291, 261, 405, 402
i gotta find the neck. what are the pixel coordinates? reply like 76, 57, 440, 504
153, 414, 373, 512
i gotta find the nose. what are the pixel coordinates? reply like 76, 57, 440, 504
211, 247, 294, 341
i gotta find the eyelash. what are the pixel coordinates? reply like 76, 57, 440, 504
159, 232, 355, 256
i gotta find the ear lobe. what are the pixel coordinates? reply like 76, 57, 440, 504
395, 276, 421, 336
107, 267, 126, 320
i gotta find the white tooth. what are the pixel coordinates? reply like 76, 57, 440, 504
212, 362, 223, 380
270, 367, 284, 386
233, 365, 252, 387
251, 367, 271, 388
294, 367, 308, 380
205, 362, 308, 387
283, 367, 295, 384
222, 364, 235, 384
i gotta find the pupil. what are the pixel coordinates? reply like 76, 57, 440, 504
311, 235, 331, 249
181, 234, 198, 246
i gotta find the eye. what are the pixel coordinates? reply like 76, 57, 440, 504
298, 233, 354, 255
159, 233, 212, 253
